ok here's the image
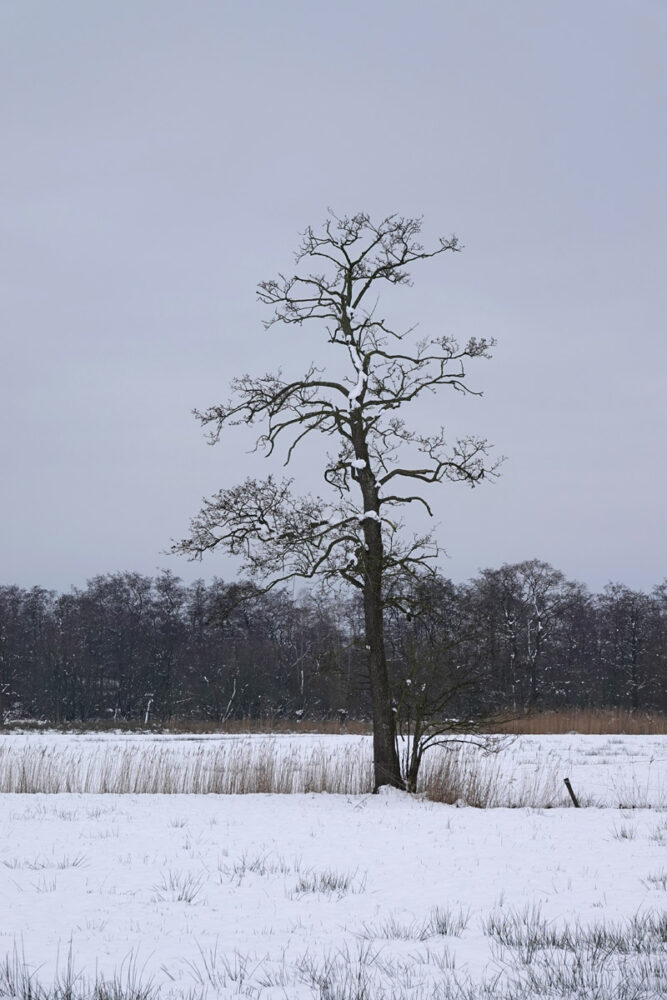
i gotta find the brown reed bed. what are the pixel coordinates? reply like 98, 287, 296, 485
1, 717, 373, 736
3, 708, 665, 736
491, 709, 667, 736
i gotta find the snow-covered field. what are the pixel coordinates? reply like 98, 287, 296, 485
1, 733, 666, 999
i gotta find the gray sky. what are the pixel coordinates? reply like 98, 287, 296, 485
1, 0, 666, 594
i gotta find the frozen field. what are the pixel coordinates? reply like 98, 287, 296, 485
1, 733, 666, 999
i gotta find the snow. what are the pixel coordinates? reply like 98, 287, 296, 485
350, 458, 366, 470
347, 342, 367, 411
0, 733, 665, 997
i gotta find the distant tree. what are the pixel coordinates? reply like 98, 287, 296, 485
175, 211, 498, 790
470, 565, 524, 711
182, 578, 233, 721
150, 571, 188, 721
596, 583, 653, 711
0, 586, 25, 723
474, 560, 577, 710
544, 580, 595, 708
648, 582, 667, 712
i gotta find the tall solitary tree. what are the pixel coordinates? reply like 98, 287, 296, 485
175, 212, 497, 790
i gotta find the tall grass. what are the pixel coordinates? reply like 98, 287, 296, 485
0, 740, 373, 796
419, 746, 562, 808
0, 739, 568, 806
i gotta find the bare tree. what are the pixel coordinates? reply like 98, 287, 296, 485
175, 211, 498, 789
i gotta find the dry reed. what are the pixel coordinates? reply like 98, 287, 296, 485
0, 739, 571, 807
0, 740, 374, 796
419, 746, 563, 808
1, 718, 373, 736
492, 709, 667, 735
4, 708, 665, 736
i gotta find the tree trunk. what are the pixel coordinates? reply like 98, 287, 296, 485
351, 409, 403, 791
405, 729, 423, 793
362, 520, 403, 791
629, 625, 640, 712
528, 658, 538, 709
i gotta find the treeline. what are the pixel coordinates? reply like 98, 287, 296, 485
0, 560, 665, 724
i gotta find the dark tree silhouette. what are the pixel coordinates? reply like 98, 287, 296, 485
175, 211, 498, 789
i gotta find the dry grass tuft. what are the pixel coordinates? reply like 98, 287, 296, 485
419, 746, 562, 808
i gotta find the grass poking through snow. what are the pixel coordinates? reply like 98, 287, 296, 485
3, 910, 665, 1000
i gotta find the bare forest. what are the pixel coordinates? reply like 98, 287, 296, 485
1, 560, 665, 726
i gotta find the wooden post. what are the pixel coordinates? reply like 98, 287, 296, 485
563, 777, 580, 808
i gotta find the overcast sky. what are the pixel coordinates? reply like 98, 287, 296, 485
1, 0, 665, 595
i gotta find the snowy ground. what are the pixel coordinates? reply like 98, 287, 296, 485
1, 734, 666, 998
